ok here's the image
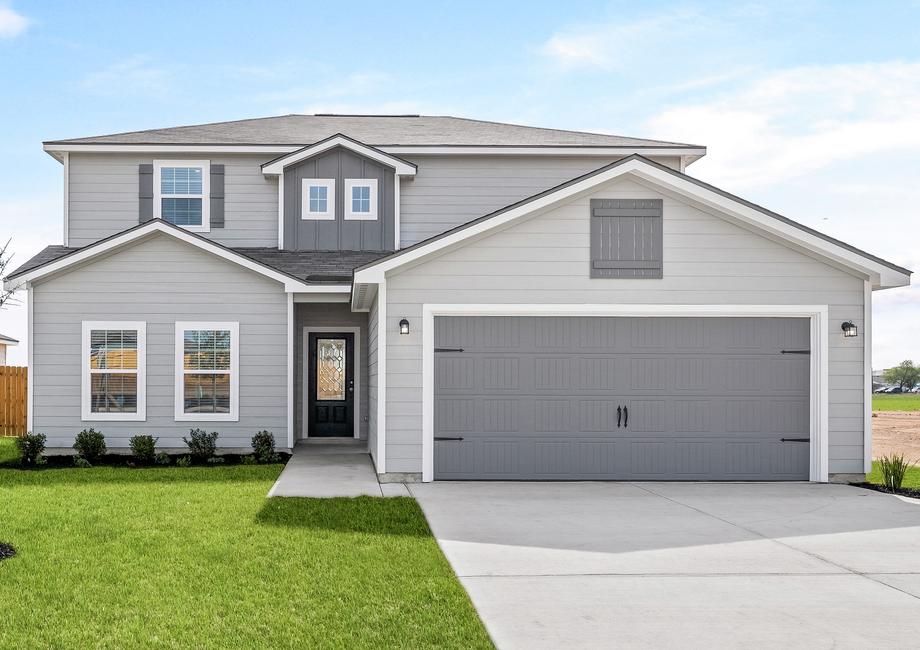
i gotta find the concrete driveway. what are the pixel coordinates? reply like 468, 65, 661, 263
410, 482, 920, 649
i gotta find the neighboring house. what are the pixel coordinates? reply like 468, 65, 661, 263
2, 115, 910, 483
0, 333, 17, 365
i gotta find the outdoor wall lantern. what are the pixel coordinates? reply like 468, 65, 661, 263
841, 320, 858, 338
399, 318, 410, 335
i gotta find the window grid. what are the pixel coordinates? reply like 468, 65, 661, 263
155, 161, 209, 229
89, 329, 139, 414
182, 329, 232, 415
309, 185, 328, 213
351, 185, 371, 213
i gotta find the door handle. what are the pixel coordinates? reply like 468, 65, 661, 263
623, 406, 628, 428
617, 406, 622, 428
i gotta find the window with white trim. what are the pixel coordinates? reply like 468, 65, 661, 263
82, 321, 146, 421
154, 160, 210, 231
344, 179, 378, 220
301, 179, 335, 220
175, 322, 239, 421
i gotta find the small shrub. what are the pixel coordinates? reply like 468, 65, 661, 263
206, 456, 225, 465
251, 430, 279, 463
175, 455, 193, 468
183, 428, 218, 461
73, 428, 106, 462
15, 432, 46, 466
73, 456, 92, 468
154, 452, 171, 466
240, 455, 257, 466
129, 435, 158, 463
879, 453, 912, 491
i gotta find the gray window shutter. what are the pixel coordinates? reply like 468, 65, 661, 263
210, 164, 225, 228
590, 199, 663, 279
138, 164, 154, 223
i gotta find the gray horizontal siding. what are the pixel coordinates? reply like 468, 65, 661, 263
32, 233, 288, 449
367, 296, 379, 467
398, 155, 682, 247
384, 176, 866, 475
68, 153, 278, 247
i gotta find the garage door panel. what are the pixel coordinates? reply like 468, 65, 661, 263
434, 316, 810, 481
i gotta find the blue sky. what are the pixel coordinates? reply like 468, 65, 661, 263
1, 0, 919, 366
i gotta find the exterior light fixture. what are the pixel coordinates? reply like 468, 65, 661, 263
841, 321, 858, 338
399, 318, 410, 335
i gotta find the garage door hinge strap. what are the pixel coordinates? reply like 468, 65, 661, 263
434, 348, 465, 353
780, 350, 810, 354
434, 436, 464, 441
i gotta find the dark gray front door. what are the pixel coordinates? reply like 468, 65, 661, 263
308, 333, 354, 437
434, 316, 810, 481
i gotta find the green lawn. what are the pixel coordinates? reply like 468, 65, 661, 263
866, 460, 920, 488
872, 393, 920, 412
0, 439, 492, 649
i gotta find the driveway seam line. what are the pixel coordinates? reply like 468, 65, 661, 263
630, 483, 920, 602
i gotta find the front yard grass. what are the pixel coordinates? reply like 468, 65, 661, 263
0, 439, 492, 649
866, 460, 920, 488
872, 393, 920, 412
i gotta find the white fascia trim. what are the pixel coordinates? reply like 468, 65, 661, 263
261, 136, 417, 176
81, 320, 147, 422
6, 220, 319, 293
376, 281, 387, 474
302, 327, 362, 441
62, 152, 70, 246
174, 321, 240, 422
153, 160, 211, 232
354, 158, 908, 289
420, 303, 830, 483
344, 179, 378, 221
864, 280, 873, 473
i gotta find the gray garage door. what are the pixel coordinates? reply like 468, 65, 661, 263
434, 316, 811, 481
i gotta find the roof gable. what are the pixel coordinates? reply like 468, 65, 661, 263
260, 133, 417, 176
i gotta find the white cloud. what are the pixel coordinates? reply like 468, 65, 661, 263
0, 6, 29, 39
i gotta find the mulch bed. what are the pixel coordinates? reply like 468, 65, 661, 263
0, 543, 16, 561
1, 453, 291, 470
851, 482, 920, 499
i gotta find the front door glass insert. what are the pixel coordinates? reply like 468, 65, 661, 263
316, 338, 346, 401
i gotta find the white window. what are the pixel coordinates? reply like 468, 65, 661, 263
81, 321, 146, 421
154, 160, 210, 231
344, 179, 378, 220
175, 322, 239, 421
301, 179, 335, 220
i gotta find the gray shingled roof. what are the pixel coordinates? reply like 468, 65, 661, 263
44, 114, 701, 149
0, 333, 18, 344
7, 245, 389, 283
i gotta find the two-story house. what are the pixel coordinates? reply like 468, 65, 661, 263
5, 114, 910, 482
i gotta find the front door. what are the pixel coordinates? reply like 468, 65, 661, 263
308, 333, 355, 437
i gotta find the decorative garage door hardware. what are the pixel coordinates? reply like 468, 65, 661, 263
781, 438, 810, 442
434, 347, 464, 353
617, 406, 629, 428
434, 436, 464, 441
781, 350, 811, 354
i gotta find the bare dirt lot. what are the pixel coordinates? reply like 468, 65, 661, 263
873, 411, 920, 460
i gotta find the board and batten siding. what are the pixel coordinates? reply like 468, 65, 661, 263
384, 176, 867, 475
397, 155, 683, 247
67, 153, 278, 247
31, 233, 288, 448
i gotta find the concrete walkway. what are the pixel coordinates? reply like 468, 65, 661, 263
268, 440, 409, 497
411, 482, 920, 649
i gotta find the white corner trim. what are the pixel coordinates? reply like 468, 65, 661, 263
864, 280, 873, 473
261, 135, 417, 176
302, 327, 362, 441
344, 178, 378, 221
174, 321, 240, 422
419, 304, 830, 483
353, 158, 909, 289
277, 173, 285, 249
5, 220, 320, 293
62, 152, 70, 247
26, 283, 33, 432
81, 321, 147, 422
301, 178, 336, 220
153, 160, 211, 233
376, 281, 387, 474
287, 293, 295, 449
394, 174, 401, 250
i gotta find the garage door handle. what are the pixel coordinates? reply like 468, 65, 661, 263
623, 406, 628, 428
434, 436, 464, 441
780, 437, 809, 442
617, 406, 622, 428
434, 348, 465, 353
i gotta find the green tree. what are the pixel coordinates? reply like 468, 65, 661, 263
883, 360, 920, 391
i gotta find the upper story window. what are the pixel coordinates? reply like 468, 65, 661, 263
154, 160, 210, 231
344, 179, 378, 220
82, 321, 147, 421
302, 179, 335, 220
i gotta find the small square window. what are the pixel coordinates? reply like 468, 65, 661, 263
302, 179, 335, 220
344, 179, 378, 220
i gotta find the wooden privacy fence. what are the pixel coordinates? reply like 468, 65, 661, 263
0, 366, 27, 437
